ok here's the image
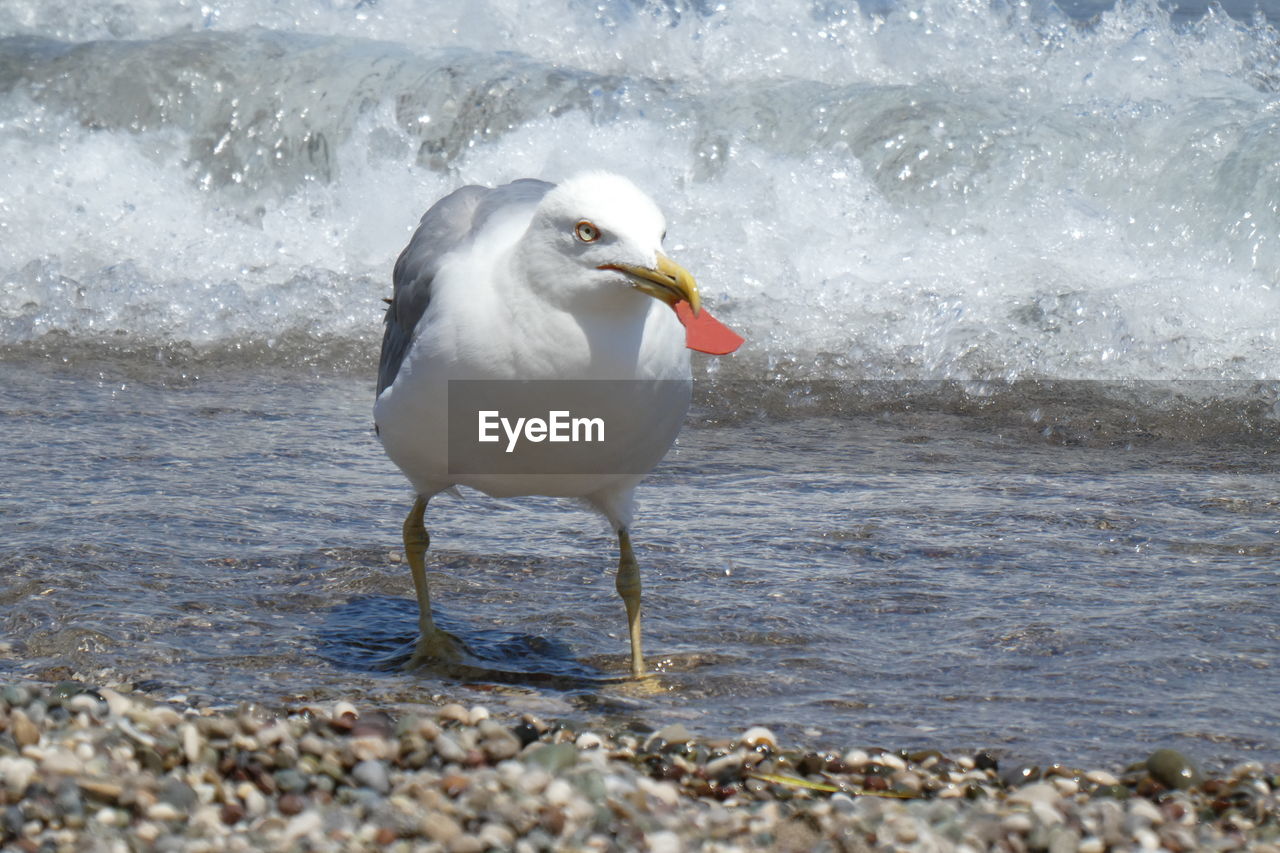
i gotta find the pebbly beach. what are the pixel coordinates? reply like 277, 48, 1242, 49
1, 679, 1277, 852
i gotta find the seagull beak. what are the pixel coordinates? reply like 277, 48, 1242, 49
601, 253, 702, 316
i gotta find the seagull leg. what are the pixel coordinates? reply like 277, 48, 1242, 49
403, 495, 460, 664
616, 528, 645, 678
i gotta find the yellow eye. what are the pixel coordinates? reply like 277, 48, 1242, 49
575, 220, 601, 243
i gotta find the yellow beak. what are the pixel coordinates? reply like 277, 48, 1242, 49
601, 253, 702, 316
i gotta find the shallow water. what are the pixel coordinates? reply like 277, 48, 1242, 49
3, 359, 1277, 769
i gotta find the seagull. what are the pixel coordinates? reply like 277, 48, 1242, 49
374, 173, 707, 678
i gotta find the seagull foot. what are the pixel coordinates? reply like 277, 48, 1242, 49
408, 628, 466, 668
612, 671, 664, 694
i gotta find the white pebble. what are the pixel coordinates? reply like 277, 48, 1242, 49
257, 721, 291, 747
434, 732, 467, 764
1008, 782, 1060, 807
0, 757, 36, 795
646, 829, 683, 853
706, 750, 745, 778
637, 778, 679, 809
1001, 813, 1033, 834
467, 705, 490, 725
237, 782, 267, 816
544, 778, 573, 807
841, 749, 869, 769
518, 768, 551, 796
332, 700, 359, 721
282, 810, 323, 844
871, 752, 906, 771
1127, 798, 1164, 826
575, 732, 603, 750
181, 722, 201, 764
478, 823, 515, 849
438, 703, 469, 724
1078, 838, 1104, 853
1085, 769, 1120, 786
1031, 801, 1064, 827
146, 802, 182, 822
1133, 827, 1160, 850
40, 748, 83, 776
740, 726, 776, 749
97, 688, 133, 718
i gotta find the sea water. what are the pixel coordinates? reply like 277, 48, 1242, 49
1, 0, 1278, 767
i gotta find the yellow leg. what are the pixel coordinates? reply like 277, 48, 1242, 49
616, 528, 645, 678
403, 496, 459, 662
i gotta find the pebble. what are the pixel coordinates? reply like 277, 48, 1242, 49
575, 731, 603, 750
351, 759, 391, 794
1086, 769, 1120, 786
11, 709, 40, 747
438, 703, 470, 725
740, 726, 777, 749
1147, 748, 1203, 790
1008, 781, 1060, 806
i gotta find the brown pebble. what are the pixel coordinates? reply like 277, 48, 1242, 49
864, 775, 889, 791
220, 802, 245, 825
351, 712, 394, 739
278, 793, 305, 816
374, 827, 397, 846
713, 782, 741, 801
797, 753, 826, 776
648, 759, 684, 782
539, 805, 566, 836
10, 710, 40, 748
441, 774, 470, 797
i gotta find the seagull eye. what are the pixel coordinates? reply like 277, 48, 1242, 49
575, 220, 601, 243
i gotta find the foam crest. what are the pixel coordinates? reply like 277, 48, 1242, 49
0, 0, 1278, 386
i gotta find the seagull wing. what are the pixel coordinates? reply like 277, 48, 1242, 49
376, 178, 556, 396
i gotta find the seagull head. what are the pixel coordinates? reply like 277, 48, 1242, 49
521, 172, 702, 317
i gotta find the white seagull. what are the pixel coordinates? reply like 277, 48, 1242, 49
374, 173, 706, 678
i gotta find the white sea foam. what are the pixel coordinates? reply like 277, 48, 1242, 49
1, 0, 1279, 382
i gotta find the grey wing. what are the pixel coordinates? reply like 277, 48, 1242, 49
376, 179, 555, 397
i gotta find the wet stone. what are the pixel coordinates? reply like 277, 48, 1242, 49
1000, 764, 1042, 787
523, 742, 577, 775
1092, 784, 1131, 800
645, 723, 694, 752
1147, 749, 1203, 791
512, 721, 541, 748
